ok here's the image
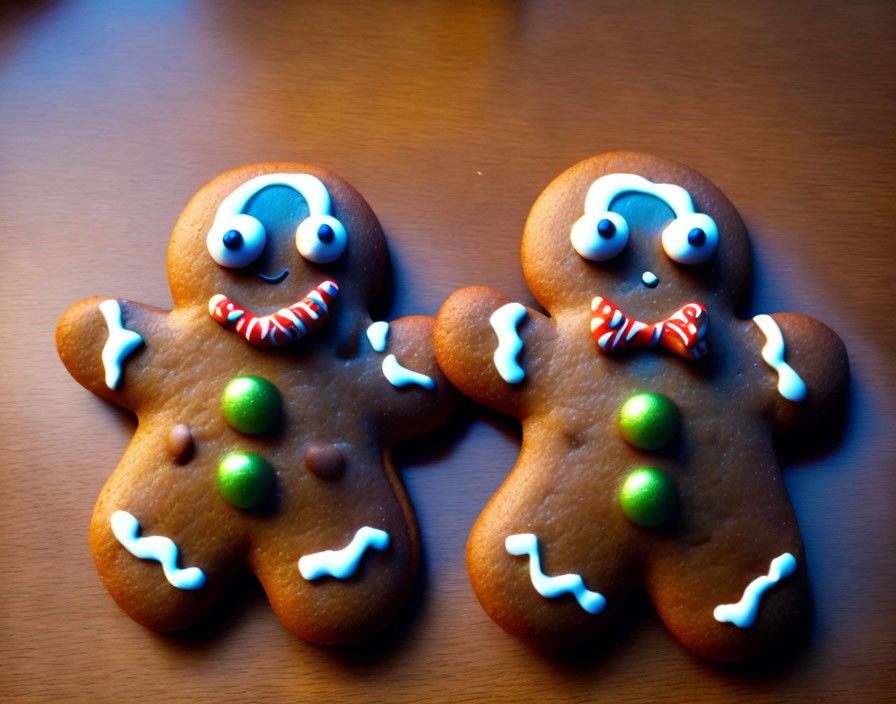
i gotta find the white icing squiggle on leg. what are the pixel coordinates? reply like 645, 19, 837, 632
110, 510, 206, 590
753, 315, 807, 402
381, 354, 435, 389
489, 302, 527, 384
98, 300, 143, 390
299, 526, 390, 580
713, 552, 797, 628
505, 533, 606, 614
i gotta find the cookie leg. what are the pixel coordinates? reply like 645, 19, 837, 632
467, 506, 636, 651
645, 538, 809, 662
249, 516, 418, 644
91, 502, 243, 631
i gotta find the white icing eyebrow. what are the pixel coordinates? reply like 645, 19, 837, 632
584, 173, 699, 219
214, 173, 333, 222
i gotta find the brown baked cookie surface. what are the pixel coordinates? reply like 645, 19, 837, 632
56, 164, 457, 643
434, 152, 848, 661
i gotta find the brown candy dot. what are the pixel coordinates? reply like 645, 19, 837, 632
304, 442, 345, 480
167, 424, 194, 464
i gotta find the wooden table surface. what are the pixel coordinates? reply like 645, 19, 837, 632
2, 1, 894, 701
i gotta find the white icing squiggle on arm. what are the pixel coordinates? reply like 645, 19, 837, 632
713, 552, 797, 628
110, 510, 206, 590
382, 354, 435, 389
366, 321, 389, 352
489, 302, 527, 384
753, 315, 807, 402
505, 533, 606, 614
299, 526, 390, 580
98, 300, 144, 390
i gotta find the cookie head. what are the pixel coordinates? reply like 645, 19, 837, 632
521, 152, 752, 321
167, 163, 387, 345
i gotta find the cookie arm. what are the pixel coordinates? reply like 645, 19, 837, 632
434, 286, 554, 418
751, 312, 848, 432
367, 314, 459, 442
56, 296, 170, 411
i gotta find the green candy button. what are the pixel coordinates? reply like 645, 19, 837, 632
619, 467, 677, 527
221, 375, 281, 435
217, 451, 275, 509
618, 392, 679, 450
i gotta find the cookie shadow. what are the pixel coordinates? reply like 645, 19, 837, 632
369, 227, 396, 322
160, 568, 270, 647
775, 376, 851, 467
311, 547, 429, 668
392, 396, 487, 471
531, 590, 655, 671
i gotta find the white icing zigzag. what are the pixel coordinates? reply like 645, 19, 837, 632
110, 510, 206, 590
298, 526, 390, 580
713, 552, 797, 628
489, 302, 527, 384
505, 533, 606, 614
753, 314, 807, 402
98, 300, 143, 390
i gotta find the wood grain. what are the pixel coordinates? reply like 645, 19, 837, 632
1, 1, 893, 701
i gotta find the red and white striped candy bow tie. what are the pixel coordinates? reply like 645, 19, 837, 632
209, 280, 338, 348
590, 296, 709, 360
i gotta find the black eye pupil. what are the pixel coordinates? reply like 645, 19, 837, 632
222, 230, 243, 250
687, 228, 706, 247
317, 224, 335, 244
597, 218, 616, 238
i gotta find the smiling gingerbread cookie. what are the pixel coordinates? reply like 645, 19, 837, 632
434, 152, 848, 661
56, 164, 456, 643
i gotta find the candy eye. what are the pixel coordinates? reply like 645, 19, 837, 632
571, 211, 629, 261
661, 213, 718, 265
296, 214, 347, 264
207, 214, 266, 268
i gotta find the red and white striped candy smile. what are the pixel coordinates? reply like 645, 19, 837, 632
208, 279, 339, 348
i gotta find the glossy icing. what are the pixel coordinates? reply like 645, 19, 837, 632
713, 552, 797, 628
572, 173, 718, 265
298, 526, 390, 580
381, 354, 435, 389
753, 314, 807, 402
366, 321, 389, 352
110, 510, 205, 590
489, 302, 527, 384
98, 299, 143, 390
207, 173, 346, 267
505, 533, 606, 614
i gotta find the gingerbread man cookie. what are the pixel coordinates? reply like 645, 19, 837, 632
434, 152, 847, 661
56, 164, 456, 643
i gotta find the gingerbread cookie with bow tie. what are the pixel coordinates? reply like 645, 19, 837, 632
56, 164, 456, 642
434, 152, 847, 661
